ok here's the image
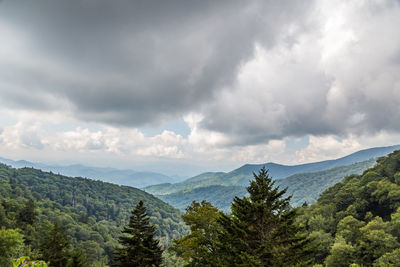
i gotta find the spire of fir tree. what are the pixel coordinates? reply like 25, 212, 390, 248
113, 200, 163, 267
217, 167, 315, 266
41, 218, 70, 267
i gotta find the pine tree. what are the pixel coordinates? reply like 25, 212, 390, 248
41, 218, 70, 267
217, 167, 315, 266
18, 199, 37, 226
113, 200, 162, 267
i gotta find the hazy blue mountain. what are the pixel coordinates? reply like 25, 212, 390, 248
157, 185, 248, 212
145, 145, 400, 195
0, 157, 180, 188
157, 159, 377, 211
235, 144, 400, 180
144, 172, 225, 195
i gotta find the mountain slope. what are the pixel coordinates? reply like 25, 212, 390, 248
145, 145, 400, 195
299, 149, 400, 265
0, 163, 188, 263
157, 185, 248, 212
157, 159, 377, 211
210, 144, 400, 186
0, 157, 179, 188
276, 158, 377, 206
144, 172, 224, 195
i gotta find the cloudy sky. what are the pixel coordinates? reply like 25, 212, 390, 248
0, 0, 400, 176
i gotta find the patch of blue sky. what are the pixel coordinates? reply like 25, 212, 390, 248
140, 117, 191, 138
285, 136, 310, 151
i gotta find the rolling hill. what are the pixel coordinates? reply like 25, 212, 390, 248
145, 145, 400, 196
0, 162, 188, 264
156, 159, 377, 211
157, 185, 248, 212
0, 157, 181, 188
276, 158, 377, 206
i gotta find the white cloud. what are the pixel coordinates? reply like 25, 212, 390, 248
0, 122, 44, 150
0, 0, 399, 172
295, 131, 400, 164
200, 0, 400, 144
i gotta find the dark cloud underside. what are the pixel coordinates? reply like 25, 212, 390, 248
0, 0, 312, 127
1, 0, 400, 146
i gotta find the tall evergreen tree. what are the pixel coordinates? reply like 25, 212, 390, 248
18, 199, 37, 226
113, 200, 162, 267
41, 219, 70, 267
217, 167, 315, 266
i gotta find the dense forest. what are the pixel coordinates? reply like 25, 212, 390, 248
1, 150, 400, 266
166, 150, 400, 266
298, 149, 400, 265
0, 163, 187, 266
276, 158, 376, 206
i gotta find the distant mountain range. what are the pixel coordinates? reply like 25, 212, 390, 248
1, 144, 399, 210
145, 145, 400, 195
145, 145, 400, 210
157, 159, 376, 211
0, 157, 183, 188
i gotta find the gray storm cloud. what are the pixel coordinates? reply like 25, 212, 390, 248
199, 0, 400, 145
0, 0, 399, 146
0, 0, 312, 126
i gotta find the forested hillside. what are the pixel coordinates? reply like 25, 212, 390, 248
145, 145, 399, 196
2, 150, 400, 266
299, 150, 400, 265
167, 150, 400, 266
0, 164, 187, 266
144, 172, 224, 195
276, 158, 376, 206
158, 185, 248, 212
154, 159, 376, 211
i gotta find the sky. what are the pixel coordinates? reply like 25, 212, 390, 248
0, 0, 400, 177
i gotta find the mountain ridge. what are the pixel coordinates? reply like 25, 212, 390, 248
145, 145, 400, 195
156, 159, 377, 211
0, 157, 181, 188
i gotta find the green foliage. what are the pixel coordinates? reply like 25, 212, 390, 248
169, 201, 223, 266
308, 231, 334, 263
13, 256, 48, 267
171, 168, 315, 266
324, 236, 356, 267
0, 163, 187, 266
336, 216, 364, 244
66, 249, 88, 267
41, 219, 70, 267
358, 217, 399, 265
217, 167, 315, 266
0, 227, 24, 266
374, 248, 400, 266
300, 150, 400, 265
113, 201, 162, 267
